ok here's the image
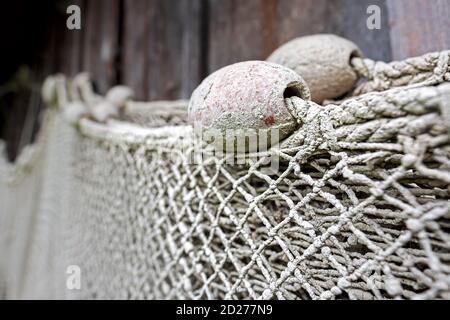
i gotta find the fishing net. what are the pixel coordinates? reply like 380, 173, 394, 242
1, 48, 450, 300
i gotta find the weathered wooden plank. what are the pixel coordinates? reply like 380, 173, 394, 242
54, 0, 85, 77
324, 0, 392, 61
208, 0, 297, 73
82, 0, 121, 94
146, 0, 203, 100
274, 0, 328, 45
387, 0, 450, 60
177, 0, 205, 99
122, 0, 149, 100
122, 0, 204, 100
207, 0, 391, 75
275, 0, 392, 62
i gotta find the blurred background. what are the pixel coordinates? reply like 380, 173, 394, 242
0, 0, 449, 160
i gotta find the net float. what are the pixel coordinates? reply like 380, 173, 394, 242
188, 60, 310, 153
267, 34, 362, 103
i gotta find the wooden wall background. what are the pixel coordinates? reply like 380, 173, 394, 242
1, 0, 450, 159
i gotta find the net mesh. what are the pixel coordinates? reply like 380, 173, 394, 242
1, 50, 450, 300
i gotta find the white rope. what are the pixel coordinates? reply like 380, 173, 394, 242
1, 49, 450, 300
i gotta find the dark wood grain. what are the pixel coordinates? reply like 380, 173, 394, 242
273, 0, 328, 45
53, 0, 85, 77
122, 0, 148, 100
207, 0, 391, 75
122, 0, 204, 100
208, 0, 279, 73
82, 0, 121, 94
275, 0, 391, 61
208, 0, 325, 73
324, 0, 391, 61
387, 0, 450, 60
